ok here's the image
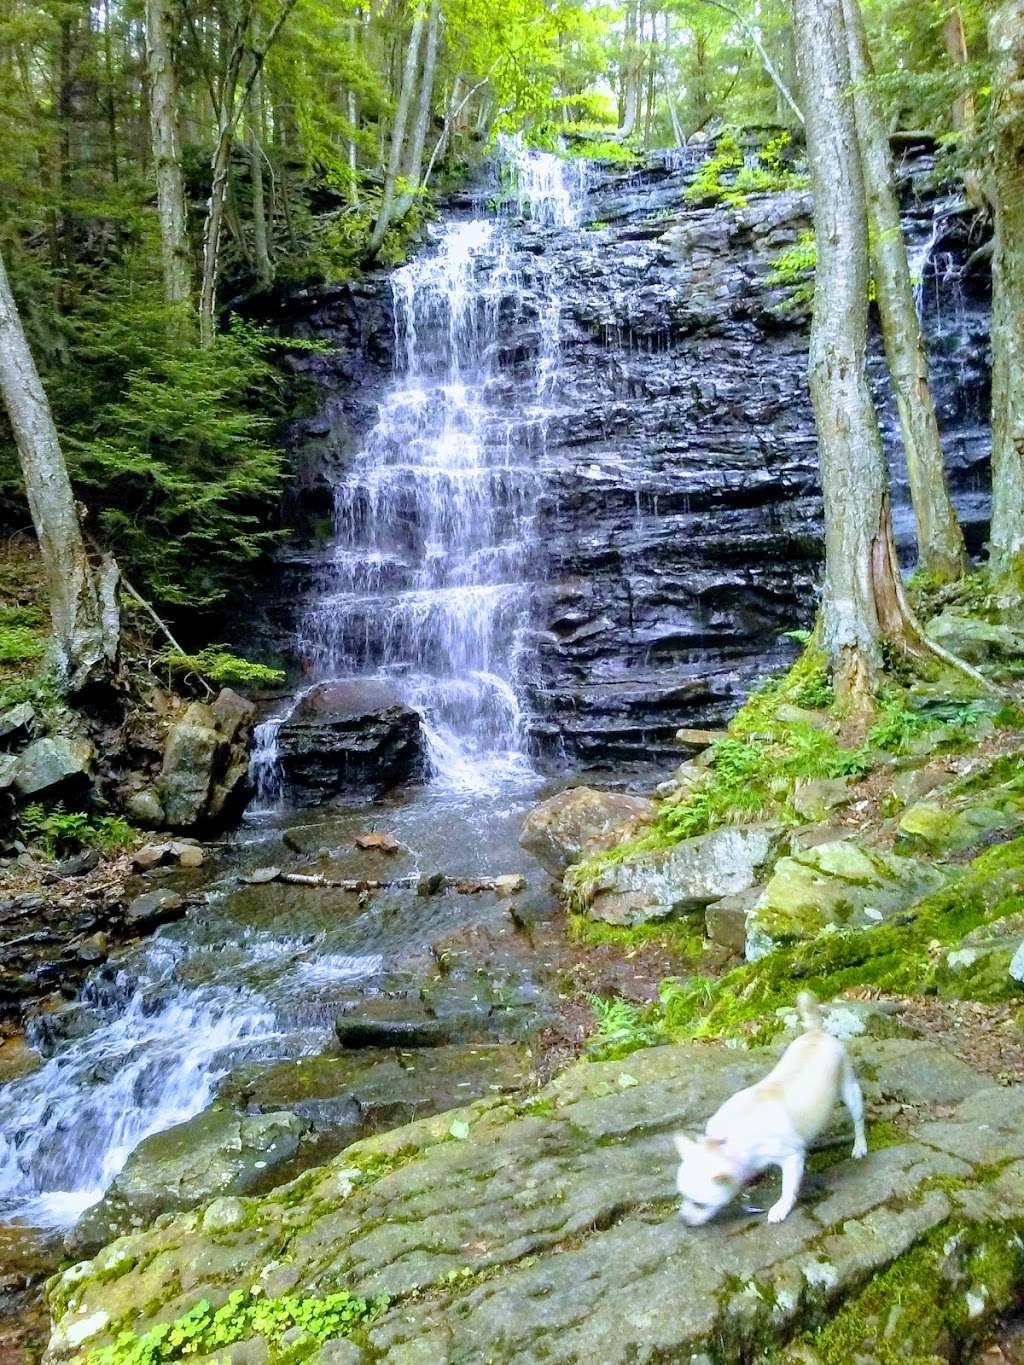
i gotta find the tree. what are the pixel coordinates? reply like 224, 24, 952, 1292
842, 0, 967, 584
0, 248, 119, 690
145, 0, 193, 314
791, 0, 917, 697
987, 0, 1024, 582
367, 4, 426, 260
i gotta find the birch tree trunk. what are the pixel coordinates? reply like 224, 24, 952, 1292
249, 137, 273, 286
842, 0, 967, 583
0, 249, 119, 690
145, 0, 192, 313
988, 1, 1024, 581
943, 6, 985, 209
791, 0, 914, 697
394, 0, 440, 221
367, 6, 426, 260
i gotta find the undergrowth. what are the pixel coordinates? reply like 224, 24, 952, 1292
159, 646, 285, 690
21, 803, 135, 857
686, 131, 807, 209
86, 1286, 391, 1365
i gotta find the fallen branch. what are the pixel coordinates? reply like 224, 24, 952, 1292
247, 868, 525, 897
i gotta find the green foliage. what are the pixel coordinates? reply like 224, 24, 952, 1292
159, 646, 285, 689
0, 623, 46, 666
585, 993, 661, 1059
767, 230, 816, 310
21, 803, 135, 858
86, 1286, 391, 1365
686, 131, 807, 209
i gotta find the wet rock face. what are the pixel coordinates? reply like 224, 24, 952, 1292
518, 786, 657, 877
258, 147, 990, 767
276, 680, 424, 803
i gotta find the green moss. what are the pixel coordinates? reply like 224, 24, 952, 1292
784, 1219, 1024, 1364
567, 913, 704, 959
686, 131, 807, 209
653, 836, 1024, 1041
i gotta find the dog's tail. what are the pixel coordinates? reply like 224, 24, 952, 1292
796, 990, 823, 1032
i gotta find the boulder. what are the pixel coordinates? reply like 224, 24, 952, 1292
276, 681, 424, 803
158, 689, 255, 830
704, 887, 760, 953
125, 789, 165, 829
13, 736, 93, 797
898, 797, 1022, 852
67, 1106, 309, 1255
0, 701, 35, 747
582, 824, 779, 926
791, 776, 853, 821
925, 610, 1024, 664
746, 839, 947, 959
519, 786, 657, 877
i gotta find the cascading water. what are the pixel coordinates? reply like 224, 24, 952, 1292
292, 146, 587, 794
0, 145, 588, 1234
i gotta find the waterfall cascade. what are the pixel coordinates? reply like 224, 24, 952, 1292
251, 145, 588, 805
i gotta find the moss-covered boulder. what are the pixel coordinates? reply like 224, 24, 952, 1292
67, 1106, 309, 1256
45, 1040, 1024, 1365
935, 912, 1024, 1002
579, 824, 780, 926
746, 840, 947, 960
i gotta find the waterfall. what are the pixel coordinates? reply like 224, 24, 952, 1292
293, 148, 588, 794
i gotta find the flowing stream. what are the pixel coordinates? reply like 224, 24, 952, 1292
0, 145, 587, 1236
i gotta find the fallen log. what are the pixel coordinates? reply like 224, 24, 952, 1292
244, 868, 526, 898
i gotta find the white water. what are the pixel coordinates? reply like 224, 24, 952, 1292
290, 147, 588, 795
0, 147, 587, 1231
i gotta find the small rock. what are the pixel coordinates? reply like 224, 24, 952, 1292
133, 843, 170, 872
169, 842, 204, 868
0, 753, 18, 790
417, 872, 446, 896
244, 866, 281, 884
354, 830, 401, 853
126, 789, 165, 829
312, 1340, 365, 1365
201, 1196, 247, 1232
76, 931, 109, 963
125, 888, 185, 929
57, 849, 101, 878
675, 727, 728, 747
705, 888, 760, 953
775, 703, 835, 731
493, 874, 526, 898
792, 776, 852, 821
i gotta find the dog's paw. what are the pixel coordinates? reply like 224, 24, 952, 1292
852, 1139, 868, 1159
766, 1201, 792, 1224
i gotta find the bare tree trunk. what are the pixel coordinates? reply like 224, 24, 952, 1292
618, 0, 643, 140
842, 0, 967, 583
0, 250, 119, 690
394, 0, 440, 221
347, 18, 360, 206
249, 137, 273, 286
367, 6, 425, 259
661, 13, 684, 146
145, 0, 192, 313
988, 1, 1024, 581
699, 0, 804, 125
943, 6, 986, 209
791, 0, 914, 696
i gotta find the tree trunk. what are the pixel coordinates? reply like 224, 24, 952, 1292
367, 6, 426, 260
394, 0, 440, 221
145, 0, 192, 313
0, 250, 119, 690
842, 0, 967, 583
943, 6, 986, 209
791, 0, 914, 695
988, 1, 1024, 580
249, 138, 273, 286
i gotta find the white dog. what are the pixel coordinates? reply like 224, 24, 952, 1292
674, 992, 867, 1225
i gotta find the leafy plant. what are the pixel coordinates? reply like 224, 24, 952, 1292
159, 646, 285, 689
21, 803, 135, 857
87, 1286, 391, 1365
586, 993, 661, 1059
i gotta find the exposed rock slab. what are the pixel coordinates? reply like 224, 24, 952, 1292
519, 786, 657, 877
47, 1039, 1024, 1364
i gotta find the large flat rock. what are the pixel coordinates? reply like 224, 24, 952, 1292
47, 1038, 1024, 1364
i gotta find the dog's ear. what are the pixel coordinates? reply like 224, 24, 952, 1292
712, 1172, 733, 1185
706, 1137, 726, 1149
673, 1133, 694, 1157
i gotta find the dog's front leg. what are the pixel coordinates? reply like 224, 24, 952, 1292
766, 1150, 804, 1224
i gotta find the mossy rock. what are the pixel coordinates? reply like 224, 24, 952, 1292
746, 840, 947, 960
935, 911, 1024, 1002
